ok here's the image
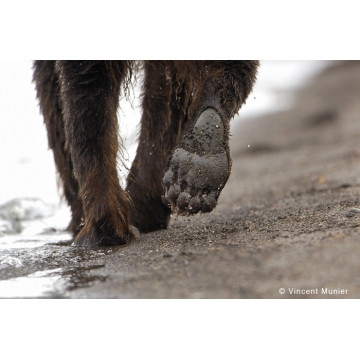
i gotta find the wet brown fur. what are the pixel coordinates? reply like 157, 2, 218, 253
33, 60, 259, 247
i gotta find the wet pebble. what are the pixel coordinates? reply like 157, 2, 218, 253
349, 208, 360, 213
345, 208, 360, 218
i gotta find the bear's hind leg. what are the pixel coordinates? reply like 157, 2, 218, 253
33, 60, 83, 235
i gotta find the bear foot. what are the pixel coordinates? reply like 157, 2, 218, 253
162, 108, 230, 215
72, 221, 138, 247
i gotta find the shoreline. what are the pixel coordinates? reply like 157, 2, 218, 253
2, 61, 360, 299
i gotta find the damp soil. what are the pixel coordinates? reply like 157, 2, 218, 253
2, 60, 360, 299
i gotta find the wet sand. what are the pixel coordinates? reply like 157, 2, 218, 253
3, 60, 360, 298
55, 60, 359, 299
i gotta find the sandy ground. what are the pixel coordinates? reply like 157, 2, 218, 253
54, 60, 359, 299
3, 61, 360, 299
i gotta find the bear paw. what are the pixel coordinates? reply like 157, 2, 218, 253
162, 108, 230, 215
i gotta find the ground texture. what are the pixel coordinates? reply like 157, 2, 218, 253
7, 61, 360, 299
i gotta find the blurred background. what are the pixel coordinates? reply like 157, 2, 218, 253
0, 60, 330, 232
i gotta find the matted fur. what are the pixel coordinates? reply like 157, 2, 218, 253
33, 60, 259, 247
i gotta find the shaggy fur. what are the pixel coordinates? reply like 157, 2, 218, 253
33, 60, 259, 247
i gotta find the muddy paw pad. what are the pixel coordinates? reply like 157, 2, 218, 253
163, 108, 229, 215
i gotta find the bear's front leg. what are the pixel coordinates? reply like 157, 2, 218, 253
57, 60, 135, 247
163, 61, 259, 215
